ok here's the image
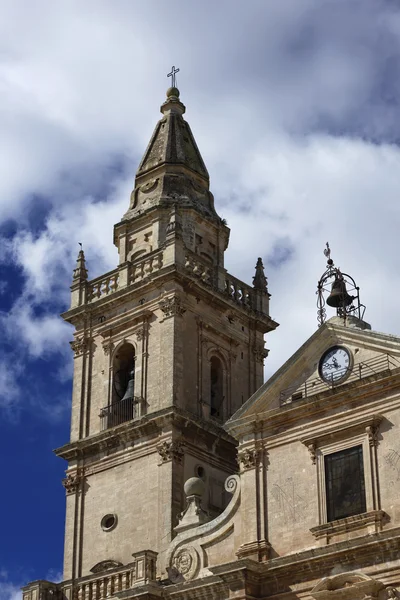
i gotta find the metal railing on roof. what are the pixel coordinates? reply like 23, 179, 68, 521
280, 353, 400, 407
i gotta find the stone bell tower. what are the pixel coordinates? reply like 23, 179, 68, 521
56, 84, 278, 582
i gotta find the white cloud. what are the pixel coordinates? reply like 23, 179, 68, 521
1, 0, 400, 407
0, 581, 21, 600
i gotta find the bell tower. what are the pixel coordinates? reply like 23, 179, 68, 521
56, 83, 278, 581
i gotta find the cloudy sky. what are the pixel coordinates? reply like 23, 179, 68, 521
1, 0, 400, 595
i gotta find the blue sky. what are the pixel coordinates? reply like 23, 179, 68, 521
1, 1, 400, 596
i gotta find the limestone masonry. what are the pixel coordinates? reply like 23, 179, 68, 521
23, 87, 400, 600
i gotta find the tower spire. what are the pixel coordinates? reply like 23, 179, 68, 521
123, 81, 219, 223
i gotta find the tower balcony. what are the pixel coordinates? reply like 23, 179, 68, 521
69, 246, 273, 327
99, 396, 143, 431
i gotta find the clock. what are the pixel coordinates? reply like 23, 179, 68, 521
318, 346, 351, 384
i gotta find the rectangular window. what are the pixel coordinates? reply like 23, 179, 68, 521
325, 445, 366, 522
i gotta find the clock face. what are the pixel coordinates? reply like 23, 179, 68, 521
319, 346, 351, 384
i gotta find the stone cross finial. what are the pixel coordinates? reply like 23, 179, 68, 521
253, 257, 268, 291
72, 245, 88, 282
167, 65, 180, 88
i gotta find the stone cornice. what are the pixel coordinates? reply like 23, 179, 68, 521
254, 526, 400, 588
55, 406, 236, 463
226, 369, 400, 441
62, 263, 276, 333
202, 527, 400, 594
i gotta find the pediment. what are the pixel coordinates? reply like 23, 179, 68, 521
310, 572, 385, 600
90, 560, 123, 574
227, 316, 400, 430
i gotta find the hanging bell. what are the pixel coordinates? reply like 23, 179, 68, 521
121, 370, 135, 402
326, 275, 354, 308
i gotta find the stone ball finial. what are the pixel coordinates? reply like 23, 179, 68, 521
184, 477, 205, 498
166, 86, 180, 98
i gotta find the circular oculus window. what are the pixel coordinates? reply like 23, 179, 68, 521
101, 513, 118, 531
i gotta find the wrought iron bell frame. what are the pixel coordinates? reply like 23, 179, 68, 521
317, 244, 366, 327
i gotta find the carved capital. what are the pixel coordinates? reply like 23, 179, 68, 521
159, 296, 186, 318
366, 425, 378, 447
70, 337, 87, 357
136, 323, 150, 341
62, 470, 84, 494
157, 440, 184, 464
252, 344, 269, 364
238, 447, 258, 470
308, 442, 317, 465
102, 341, 114, 356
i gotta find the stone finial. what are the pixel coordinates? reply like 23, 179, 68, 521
161, 87, 186, 117
253, 257, 268, 291
72, 246, 88, 282
174, 477, 209, 533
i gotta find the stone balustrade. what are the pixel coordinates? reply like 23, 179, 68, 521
184, 252, 213, 285
88, 270, 119, 303
22, 551, 158, 600
129, 251, 163, 284
224, 274, 253, 308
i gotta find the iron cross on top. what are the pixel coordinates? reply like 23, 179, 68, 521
167, 65, 180, 88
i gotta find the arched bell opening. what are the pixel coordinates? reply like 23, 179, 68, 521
210, 356, 224, 420
106, 343, 136, 427
112, 343, 135, 404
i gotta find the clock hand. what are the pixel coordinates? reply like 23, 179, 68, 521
323, 361, 336, 370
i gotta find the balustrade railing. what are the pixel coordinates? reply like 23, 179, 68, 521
184, 252, 214, 285
75, 569, 132, 600
88, 270, 119, 302
72, 552, 157, 600
224, 274, 253, 308
129, 251, 163, 284
22, 552, 158, 600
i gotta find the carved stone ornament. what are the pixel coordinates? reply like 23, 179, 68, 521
140, 178, 159, 194
157, 440, 184, 464
252, 345, 269, 364
90, 560, 123, 574
62, 470, 84, 494
159, 296, 186, 318
102, 341, 114, 356
172, 546, 200, 581
308, 442, 317, 465
310, 572, 385, 600
238, 447, 258, 470
136, 323, 150, 342
70, 337, 87, 357
166, 474, 241, 583
366, 425, 379, 447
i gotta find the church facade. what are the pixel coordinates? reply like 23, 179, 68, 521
22, 86, 400, 600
